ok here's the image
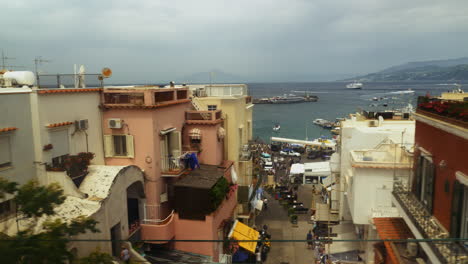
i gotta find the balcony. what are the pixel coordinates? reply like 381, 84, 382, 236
194, 84, 248, 97
161, 155, 186, 177
416, 96, 468, 129
239, 145, 252, 161
102, 87, 190, 109
141, 210, 175, 244
392, 182, 467, 263
185, 110, 223, 125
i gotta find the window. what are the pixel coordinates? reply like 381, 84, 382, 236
113, 135, 127, 156
0, 199, 15, 219
50, 129, 70, 160
414, 154, 435, 212
0, 135, 12, 169
208, 105, 217, 111
451, 180, 468, 242
104, 135, 134, 158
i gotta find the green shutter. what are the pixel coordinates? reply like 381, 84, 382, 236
425, 160, 435, 213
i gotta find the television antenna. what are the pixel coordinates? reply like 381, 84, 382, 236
34, 56, 51, 75
1, 50, 25, 70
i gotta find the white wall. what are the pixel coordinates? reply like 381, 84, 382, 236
34, 91, 105, 185
339, 121, 415, 221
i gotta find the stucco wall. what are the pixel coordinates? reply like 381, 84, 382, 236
415, 120, 468, 231
184, 124, 224, 165
0, 91, 35, 188
68, 166, 145, 258
102, 101, 190, 219
37, 92, 105, 165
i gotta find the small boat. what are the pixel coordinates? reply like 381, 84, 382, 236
346, 81, 363, 89
273, 124, 281, 131
313, 118, 328, 125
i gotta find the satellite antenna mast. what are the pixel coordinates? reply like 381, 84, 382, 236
34, 56, 51, 75
1, 50, 24, 70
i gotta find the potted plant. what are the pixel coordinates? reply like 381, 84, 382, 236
290, 214, 298, 224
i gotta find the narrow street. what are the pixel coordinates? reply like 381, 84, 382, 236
256, 185, 317, 264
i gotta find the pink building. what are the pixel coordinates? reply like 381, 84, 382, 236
101, 85, 237, 261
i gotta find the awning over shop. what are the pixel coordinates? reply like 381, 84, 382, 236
290, 163, 304, 175
314, 203, 339, 223
189, 128, 201, 139
373, 217, 413, 264
304, 162, 331, 176
322, 174, 335, 188
227, 220, 259, 253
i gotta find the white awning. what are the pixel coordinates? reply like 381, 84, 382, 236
290, 163, 304, 175
189, 128, 201, 139
217, 127, 226, 139
160, 127, 176, 135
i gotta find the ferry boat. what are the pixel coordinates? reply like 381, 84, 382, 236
346, 81, 363, 89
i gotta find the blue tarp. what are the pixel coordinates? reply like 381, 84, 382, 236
232, 250, 249, 262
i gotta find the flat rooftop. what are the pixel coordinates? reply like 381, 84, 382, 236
173, 165, 224, 189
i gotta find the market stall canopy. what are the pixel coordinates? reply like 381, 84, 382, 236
271, 136, 336, 149
228, 220, 259, 253
261, 152, 271, 158
290, 163, 305, 175
304, 162, 331, 176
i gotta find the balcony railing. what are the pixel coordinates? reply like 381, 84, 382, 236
141, 210, 175, 243
37, 74, 104, 89
393, 181, 467, 263
185, 110, 222, 122
161, 155, 186, 177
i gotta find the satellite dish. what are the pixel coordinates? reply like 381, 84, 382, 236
101, 67, 112, 78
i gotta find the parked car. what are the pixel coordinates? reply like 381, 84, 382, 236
307, 151, 320, 160
260, 152, 272, 163
271, 143, 281, 152
280, 149, 301, 157
263, 161, 273, 171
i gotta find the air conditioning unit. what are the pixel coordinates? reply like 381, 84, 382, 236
108, 118, 122, 129
75, 119, 89, 130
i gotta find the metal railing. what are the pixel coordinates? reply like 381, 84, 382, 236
393, 181, 467, 263
160, 155, 186, 174
37, 74, 104, 89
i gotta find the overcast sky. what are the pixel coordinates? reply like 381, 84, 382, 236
2, 0, 468, 83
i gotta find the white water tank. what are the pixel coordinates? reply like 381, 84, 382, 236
3, 71, 36, 86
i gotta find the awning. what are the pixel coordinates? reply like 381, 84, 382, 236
227, 220, 259, 253
218, 127, 226, 139
290, 163, 304, 175
189, 128, 201, 139
322, 174, 335, 188
373, 217, 414, 264
160, 127, 176, 135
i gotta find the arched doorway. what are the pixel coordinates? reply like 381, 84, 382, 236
127, 181, 145, 236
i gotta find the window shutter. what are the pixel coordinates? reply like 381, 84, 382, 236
126, 135, 134, 158
104, 135, 114, 157
450, 181, 463, 237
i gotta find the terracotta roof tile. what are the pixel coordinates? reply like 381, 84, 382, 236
38, 88, 102, 94
0, 127, 18, 133
46, 121, 74, 128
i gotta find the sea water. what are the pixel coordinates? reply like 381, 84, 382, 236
250, 81, 466, 142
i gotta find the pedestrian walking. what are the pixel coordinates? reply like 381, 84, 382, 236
263, 198, 268, 210
306, 230, 313, 249
120, 245, 130, 264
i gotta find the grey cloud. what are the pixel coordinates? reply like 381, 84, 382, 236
1, 0, 468, 82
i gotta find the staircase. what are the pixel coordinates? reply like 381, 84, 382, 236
191, 97, 211, 120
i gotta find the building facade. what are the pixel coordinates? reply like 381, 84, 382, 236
392, 95, 468, 263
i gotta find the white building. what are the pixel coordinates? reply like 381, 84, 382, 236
335, 112, 415, 263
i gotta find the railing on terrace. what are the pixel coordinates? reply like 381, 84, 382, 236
160, 155, 186, 176
197, 84, 248, 97
37, 74, 104, 89
393, 181, 467, 263
142, 210, 175, 226
416, 96, 468, 128
185, 110, 222, 121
